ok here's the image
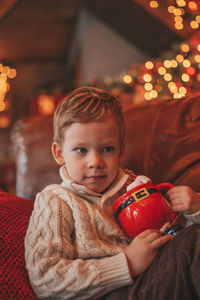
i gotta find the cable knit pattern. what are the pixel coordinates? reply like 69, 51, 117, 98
25, 168, 135, 299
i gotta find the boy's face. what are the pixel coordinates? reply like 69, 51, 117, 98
52, 117, 125, 193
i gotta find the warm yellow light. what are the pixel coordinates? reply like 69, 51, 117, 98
180, 43, 190, 52
150, 90, 158, 98
182, 73, 190, 82
176, 0, 186, 7
173, 92, 184, 99
164, 73, 172, 81
168, 5, 175, 13
171, 60, 178, 68
144, 92, 152, 101
197, 44, 200, 51
196, 16, 200, 23
0, 64, 3, 72
179, 86, 187, 94
168, 82, 176, 89
158, 67, 166, 75
143, 74, 152, 82
0, 94, 5, 101
182, 59, 191, 67
164, 60, 172, 68
144, 83, 153, 91
2, 66, 10, 75
0, 73, 7, 80
188, 1, 198, 11
191, 21, 199, 29
145, 61, 154, 69
174, 8, 182, 15
0, 81, 8, 93
194, 55, 200, 63
173, 93, 179, 98
150, 1, 158, 8
168, 82, 178, 93
175, 22, 183, 30
8, 69, 17, 79
123, 75, 132, 84
175, 16, 183, 23
176, 54, 184, 62
0, 101, 6, 111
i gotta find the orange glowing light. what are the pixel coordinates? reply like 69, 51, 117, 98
38, 95, 55, 115
7, 69, 17, 79
191, 21, 199, 29
150, 1, 158, 8
176, 0, 186, 7
0, 116, 11, 128
186, 67, 196, 76
144, 92, 152, 100
188, 1, 198, 11
197, 74, 200, 82
180, 43, 190, 52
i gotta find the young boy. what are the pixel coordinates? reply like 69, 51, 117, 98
25, 87, 200, 300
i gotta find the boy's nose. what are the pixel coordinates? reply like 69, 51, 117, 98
88, 152, 103, 168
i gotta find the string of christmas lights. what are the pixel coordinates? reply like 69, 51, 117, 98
0, 64, 17, 128
149, 0, 200, 30
0, 64, 16, 112
91, 32, 200, 101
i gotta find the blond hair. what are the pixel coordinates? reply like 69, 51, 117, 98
53, 86, 125, 146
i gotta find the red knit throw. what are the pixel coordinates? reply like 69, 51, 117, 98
0, 191, 37, 300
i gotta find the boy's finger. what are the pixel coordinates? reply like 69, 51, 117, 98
146, 231, 162, 242
171, 204, 186, 212
151, 234, 172, 250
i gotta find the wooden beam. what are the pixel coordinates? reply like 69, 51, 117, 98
0, 0, 19, 20
133, 0, 194, 39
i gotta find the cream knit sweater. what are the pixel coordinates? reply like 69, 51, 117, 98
25, 167, 135, 299
25, 166, 200, 299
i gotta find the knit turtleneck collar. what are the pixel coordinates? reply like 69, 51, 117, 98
59, 165, 128, 206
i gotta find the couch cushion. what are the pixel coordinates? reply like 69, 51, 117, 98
122, 93, 200, 191
0, 191, 37, 299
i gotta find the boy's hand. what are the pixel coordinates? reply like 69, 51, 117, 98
166, 186, 200, 215
126, 175, 151, 191
125, 229, 172, 277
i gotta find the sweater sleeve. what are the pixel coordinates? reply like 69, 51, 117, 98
184, 210, 200, 226
25, 191, 133, 300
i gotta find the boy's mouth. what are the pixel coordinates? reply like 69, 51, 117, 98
85, 175, 106, 181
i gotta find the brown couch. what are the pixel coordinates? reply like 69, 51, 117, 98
1, 93, 200, 299
12, 93, 200, 200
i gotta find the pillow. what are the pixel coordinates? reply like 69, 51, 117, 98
0, 191, 37, 299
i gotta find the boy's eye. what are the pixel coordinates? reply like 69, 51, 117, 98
102, 146, 115, 153
75, 148, 87, 154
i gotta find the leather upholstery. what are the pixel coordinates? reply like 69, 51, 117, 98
11, 93, 200, 200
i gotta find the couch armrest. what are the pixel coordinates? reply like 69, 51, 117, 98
11, 115, 60, 200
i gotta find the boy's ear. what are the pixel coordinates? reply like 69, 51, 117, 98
119, 144, 126, 163
52, 142, 65, 165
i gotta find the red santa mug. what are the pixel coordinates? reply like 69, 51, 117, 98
112, 182, 176, 238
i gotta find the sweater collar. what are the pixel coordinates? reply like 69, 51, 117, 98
59, 165, 128, 205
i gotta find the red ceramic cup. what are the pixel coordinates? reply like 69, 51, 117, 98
112, 182, 176, 238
